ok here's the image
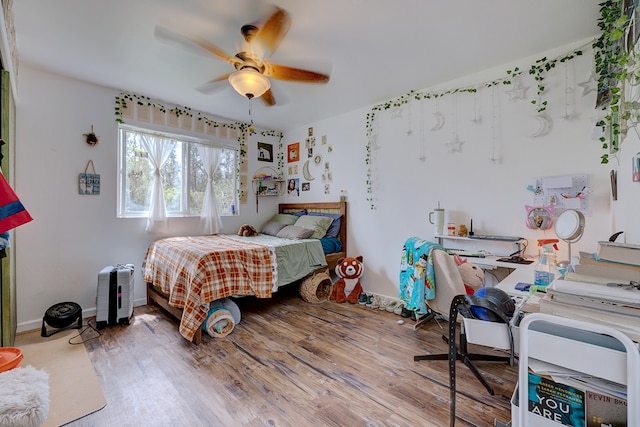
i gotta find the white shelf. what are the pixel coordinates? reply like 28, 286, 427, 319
435, 235, 523, 257
435, 235, 524, 242
515, 313, 640, 426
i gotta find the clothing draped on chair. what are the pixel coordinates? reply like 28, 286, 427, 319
196, 144, 223, 235
398, 237, 442, 315
140, 134, 175, 233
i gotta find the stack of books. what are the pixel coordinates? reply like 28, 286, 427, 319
540, 279, 640, 342
596, 240, 640, 267
574, 250, 640, 282
539, 242, 640, 342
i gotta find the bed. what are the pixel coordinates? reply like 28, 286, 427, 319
144, 201, 347, 344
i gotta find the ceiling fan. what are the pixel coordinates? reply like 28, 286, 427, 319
155, 6, 330, 106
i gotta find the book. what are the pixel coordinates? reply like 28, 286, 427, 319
579, 251, 640, 272
596, 241, 640, 266
539, 297, 640, 342
574, 262, 640, 283
546, 286, 640, 317
551, 278, 640, 304
586, 390, 627, 427
527, 372, 585, 426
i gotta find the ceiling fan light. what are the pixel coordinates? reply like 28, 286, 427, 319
228, 68, 271, 99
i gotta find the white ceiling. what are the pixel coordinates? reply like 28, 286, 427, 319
11, 0, 600, 131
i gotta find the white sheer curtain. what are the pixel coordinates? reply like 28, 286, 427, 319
197, 144, 223, 234
140, 134, 175, 233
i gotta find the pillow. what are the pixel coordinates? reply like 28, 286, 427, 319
308, 212, 342, 239
269, 213, 299, 225
320, 237, 343, 254
293, 215, 334, 239
276, 225, 315, 240
260, 221, 287, 236
285, 209, 307, 217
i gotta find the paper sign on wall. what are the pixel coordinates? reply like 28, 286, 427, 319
79, 160, 100, 195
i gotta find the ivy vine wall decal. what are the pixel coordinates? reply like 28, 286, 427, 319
114, 92, 284, 203
364, 47, 585, 210
364, 1, 640, 210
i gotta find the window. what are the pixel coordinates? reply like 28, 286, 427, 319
118, 126, 238, 218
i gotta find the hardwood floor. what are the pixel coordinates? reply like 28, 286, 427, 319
72, 285, 517, 426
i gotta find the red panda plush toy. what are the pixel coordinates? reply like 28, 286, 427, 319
330, 256, 364, 304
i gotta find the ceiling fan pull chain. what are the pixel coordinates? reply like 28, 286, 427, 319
248, 97, 255, 133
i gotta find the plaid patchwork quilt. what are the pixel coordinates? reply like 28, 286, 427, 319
143, 235, 277, 340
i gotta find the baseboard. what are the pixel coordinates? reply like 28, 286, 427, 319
16, 297, 148, 334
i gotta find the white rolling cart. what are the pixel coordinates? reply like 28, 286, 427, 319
516, 313, 640, 426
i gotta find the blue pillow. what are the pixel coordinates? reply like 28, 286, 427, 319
320, 237, 343, 254
289, 209, 307, 217
308, 212, 342, 238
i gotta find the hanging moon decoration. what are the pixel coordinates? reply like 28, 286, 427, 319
431, 112, 445, 131
302, 159, 314, 181
531, 113, 553, 137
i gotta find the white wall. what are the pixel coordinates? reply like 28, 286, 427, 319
283, 39, 640, 298
14, 64, 282, 331
13, 38, 640, 331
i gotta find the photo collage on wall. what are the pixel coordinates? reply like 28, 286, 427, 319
287, 127, 332, 196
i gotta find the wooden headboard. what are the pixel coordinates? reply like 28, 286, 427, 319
279, 201, 347, 271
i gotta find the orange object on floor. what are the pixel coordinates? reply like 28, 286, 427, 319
0, 347, 23, 372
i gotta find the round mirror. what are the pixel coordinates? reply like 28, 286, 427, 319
554, 209, 585, 263
555, 209, 585, 242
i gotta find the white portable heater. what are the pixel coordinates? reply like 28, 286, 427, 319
96, 264, 134, 329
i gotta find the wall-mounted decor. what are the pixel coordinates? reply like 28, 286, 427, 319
257, 142, 273, 162
287, 142, 299, 163
302, 159, 314, 181
633, 153, 640, 182
79, 160, 100, 195
83, 125, 99, 146
287, 178, 299, 196
531, 174, 589, 216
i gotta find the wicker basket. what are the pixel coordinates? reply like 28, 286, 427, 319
299, 270, 332, 303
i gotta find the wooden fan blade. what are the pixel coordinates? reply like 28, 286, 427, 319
155, 25, 238, 66
265, 64, 330, 83
254, 7, 291, 59
261, 88, 276, 106
195, 73, 232, 94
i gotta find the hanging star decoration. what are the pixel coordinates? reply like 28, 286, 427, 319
578, 71, 597, 96
446, 134, 465, 153
505, 77, 529, 102
391, 107, 403, 119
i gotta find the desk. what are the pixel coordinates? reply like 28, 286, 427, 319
460, 255, 536, 297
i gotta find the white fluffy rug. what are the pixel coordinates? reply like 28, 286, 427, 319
0, 365, 49, 427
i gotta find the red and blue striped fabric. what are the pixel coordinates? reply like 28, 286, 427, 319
0, 172, 32, 234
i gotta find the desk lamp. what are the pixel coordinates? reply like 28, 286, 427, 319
554, 209, 585, 264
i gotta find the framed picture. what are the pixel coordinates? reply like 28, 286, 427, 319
257, 142, 273, 162
301, 182, 310, 191
288, 142, 300, 163
287, 178, 300, 196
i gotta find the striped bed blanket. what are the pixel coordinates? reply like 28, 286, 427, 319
143, 235, 277, 341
